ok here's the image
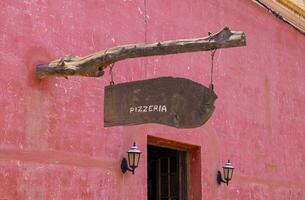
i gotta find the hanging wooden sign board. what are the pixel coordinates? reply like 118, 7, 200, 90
104, 77, 217, 128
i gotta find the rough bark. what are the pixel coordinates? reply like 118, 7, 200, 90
36, 27, 246, 79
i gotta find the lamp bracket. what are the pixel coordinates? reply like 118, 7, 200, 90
217, 171, 228, 185
121, 158, 134, 174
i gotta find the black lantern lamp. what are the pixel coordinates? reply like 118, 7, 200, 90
217, 160, 234, 185
121, 142, 141, 174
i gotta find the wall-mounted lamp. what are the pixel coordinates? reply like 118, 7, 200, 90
121, 142, 141, 175
217, 160, 234, 186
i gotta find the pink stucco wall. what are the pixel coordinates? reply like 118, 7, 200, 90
0, 0, 305, 199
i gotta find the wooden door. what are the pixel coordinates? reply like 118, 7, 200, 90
148, 145, 187, 200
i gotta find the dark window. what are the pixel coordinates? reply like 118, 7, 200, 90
148, 145, 187, 200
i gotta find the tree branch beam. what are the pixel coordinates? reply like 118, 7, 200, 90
36, 27, 246, 79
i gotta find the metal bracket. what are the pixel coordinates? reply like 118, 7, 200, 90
121, 158, 134, 174
217, 171, 228, 185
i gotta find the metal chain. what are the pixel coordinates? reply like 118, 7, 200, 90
208, 32, 216, 90
210, 49, 216, 90
109, 63, 115, 85
102, 48, 115, 86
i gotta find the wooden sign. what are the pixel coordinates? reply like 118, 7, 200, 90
104, 77, 217, 128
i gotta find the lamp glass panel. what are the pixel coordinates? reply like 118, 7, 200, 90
128, 152, 141, 168
128, 152, 135, 168
227, 168, 234, 180
133, 153, 140, 168
223, 167, 229, 180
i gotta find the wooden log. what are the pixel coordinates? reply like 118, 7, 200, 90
36, 27, 246, 79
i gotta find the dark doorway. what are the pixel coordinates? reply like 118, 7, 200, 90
148, 145, 187, 200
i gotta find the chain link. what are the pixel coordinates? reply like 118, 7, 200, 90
208, 32, 216, 90
210, 49, 216, 90
109, 63, 115, 85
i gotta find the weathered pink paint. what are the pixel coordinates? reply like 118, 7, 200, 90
0, 0, 304, 199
